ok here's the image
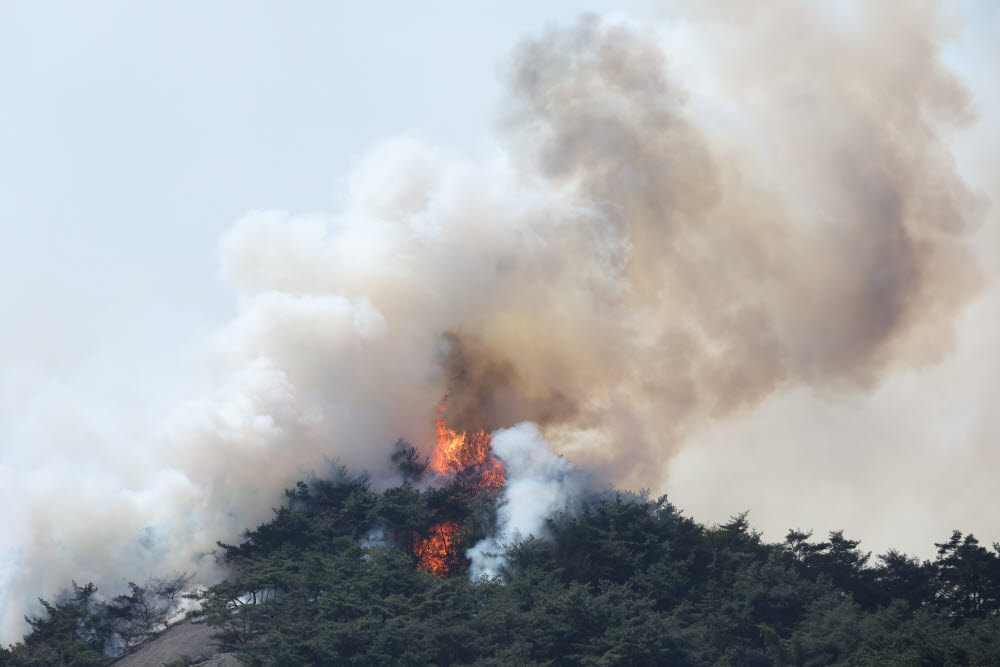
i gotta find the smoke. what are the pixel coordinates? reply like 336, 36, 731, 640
467, 423, 582, 579
447, 5, 982, 487
1, 0, 996, 645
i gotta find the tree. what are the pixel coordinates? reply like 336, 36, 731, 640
873, 549, 934, 611
934, 530, 1000, 619
12, 582, 113, 666
105, 573, 193, 649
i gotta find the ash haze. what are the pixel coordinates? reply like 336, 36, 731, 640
1, 0, 999, 645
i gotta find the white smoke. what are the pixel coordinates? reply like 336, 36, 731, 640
1, 1, 998, 646
0, 138, 561, 642
466, 423, 581, 579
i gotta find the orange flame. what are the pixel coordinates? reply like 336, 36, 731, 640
430, 402, 506, 489
413, 520, 461, 578
415, 399, 507, 578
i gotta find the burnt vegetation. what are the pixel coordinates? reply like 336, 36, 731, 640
4, 449, 1000, 665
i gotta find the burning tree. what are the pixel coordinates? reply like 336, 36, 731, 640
411, 400, 506, 577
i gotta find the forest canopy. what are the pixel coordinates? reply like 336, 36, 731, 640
4, 452, 1000, 666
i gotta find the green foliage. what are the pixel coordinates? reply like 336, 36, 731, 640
934, 530, 1000, 618
7, 582, 113, 666
188, 474, 1000, 665
3, 574, 195, 665
10, 465, 1000, 665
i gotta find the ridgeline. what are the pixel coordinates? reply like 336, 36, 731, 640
4, 453, 1000, 666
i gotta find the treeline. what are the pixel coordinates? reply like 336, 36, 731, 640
0, 574, 192, 666
3, 462, 1000, 665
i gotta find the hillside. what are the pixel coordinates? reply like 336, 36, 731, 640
113, 620, 237, 667
3, 452, 1000, 666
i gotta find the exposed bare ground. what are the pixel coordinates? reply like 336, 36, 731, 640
114, 620, 240, 666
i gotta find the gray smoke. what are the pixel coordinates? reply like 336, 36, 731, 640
1, 0, 995, 645
446, 7, 982, 490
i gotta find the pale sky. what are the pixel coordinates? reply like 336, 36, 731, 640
1, 3, 999, 642
0, 0, 641, 373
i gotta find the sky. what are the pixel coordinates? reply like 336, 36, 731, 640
1, 0, 648, 374
1, 0, 999, 644
1, 0, 643, 639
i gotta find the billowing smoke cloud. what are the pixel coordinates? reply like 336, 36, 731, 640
467, 423, 582, 579
0, 0, 994, 645
445, 6, 982, 487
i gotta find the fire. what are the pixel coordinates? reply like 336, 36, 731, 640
414, 400, 507, 578
430, 402, 506, 490
413, 520, 462, 578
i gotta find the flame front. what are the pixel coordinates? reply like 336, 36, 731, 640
413, 520, 461, 578
430, 404, 506, 489
414, 400, 507, 578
